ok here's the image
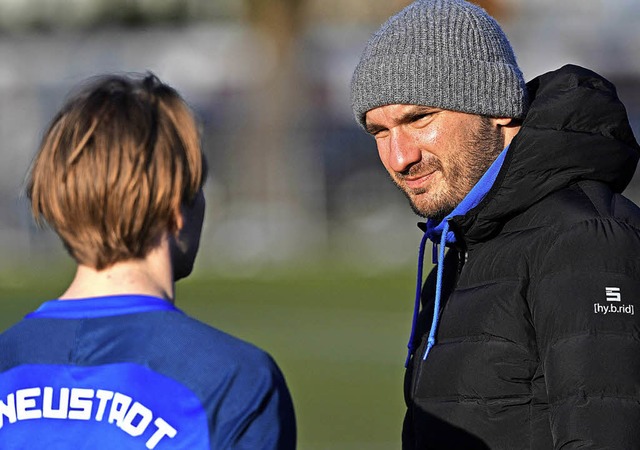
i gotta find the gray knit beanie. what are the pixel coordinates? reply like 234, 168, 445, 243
350, 0, 528, 128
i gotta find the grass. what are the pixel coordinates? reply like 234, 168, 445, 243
0, 264, 418, 450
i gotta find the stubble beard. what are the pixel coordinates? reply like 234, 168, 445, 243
392, 117, 505, 221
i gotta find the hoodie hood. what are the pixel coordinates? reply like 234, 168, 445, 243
452, 64, 640, 245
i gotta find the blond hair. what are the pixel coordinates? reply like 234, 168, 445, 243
27, 73, 207, 270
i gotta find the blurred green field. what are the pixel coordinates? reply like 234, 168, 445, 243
0, 264, 417, 450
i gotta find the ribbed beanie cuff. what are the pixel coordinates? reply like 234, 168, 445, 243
351, 0, 529, 128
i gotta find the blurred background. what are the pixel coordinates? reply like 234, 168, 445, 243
0, 0, 638, 448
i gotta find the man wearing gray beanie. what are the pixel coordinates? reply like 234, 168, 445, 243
351, 0, 640, 449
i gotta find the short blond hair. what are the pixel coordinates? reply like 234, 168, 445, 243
27, 73, 207, 270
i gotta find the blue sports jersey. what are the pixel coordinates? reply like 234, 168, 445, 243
0, 295, 296, 449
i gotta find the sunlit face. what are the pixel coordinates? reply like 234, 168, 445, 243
365, 104, 506, 221
170, 189, 206, 281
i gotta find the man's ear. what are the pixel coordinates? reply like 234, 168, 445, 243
171, 207, 184, 235
493, 117, 522, 146
492, 117, 515, 127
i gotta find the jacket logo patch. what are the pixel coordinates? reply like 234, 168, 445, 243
605, 287, 621, 302
594, 287, 634, 315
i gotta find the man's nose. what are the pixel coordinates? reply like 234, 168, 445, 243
388, 129, 421, 173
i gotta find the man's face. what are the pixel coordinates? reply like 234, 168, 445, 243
365, 104, 506, 221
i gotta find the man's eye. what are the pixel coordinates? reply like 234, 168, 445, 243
412, 113, 433, 127
367, 127, 388, 138
373, 130, 389, 139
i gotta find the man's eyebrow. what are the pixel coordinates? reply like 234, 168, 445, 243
398, 106, 438, 124
366, 106, 439, 134
365, 122, 386, 135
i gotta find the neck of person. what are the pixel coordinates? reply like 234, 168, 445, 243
59, 232, 176, 303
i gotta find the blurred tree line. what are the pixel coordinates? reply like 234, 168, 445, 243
0, 0, 394, 29
0, 0, 508, 30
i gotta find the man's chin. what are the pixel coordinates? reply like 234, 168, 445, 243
409, 202, 429, 218
396, 181, 451, 219
406, 191, 432, 218
408, 197, 451, 221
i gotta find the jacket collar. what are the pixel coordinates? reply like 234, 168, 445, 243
446, 64, 639, 246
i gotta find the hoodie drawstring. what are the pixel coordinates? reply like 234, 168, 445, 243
405, 220, 451, 366
423, 220, 449, 360
405, 230, 430, 368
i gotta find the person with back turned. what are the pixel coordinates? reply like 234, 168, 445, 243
350, 0, 640, 448
0, 73, 296, 449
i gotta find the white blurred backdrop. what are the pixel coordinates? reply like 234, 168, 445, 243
0, 0, 638, 276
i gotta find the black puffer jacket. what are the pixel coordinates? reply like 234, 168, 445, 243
403, 65, 640, 449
